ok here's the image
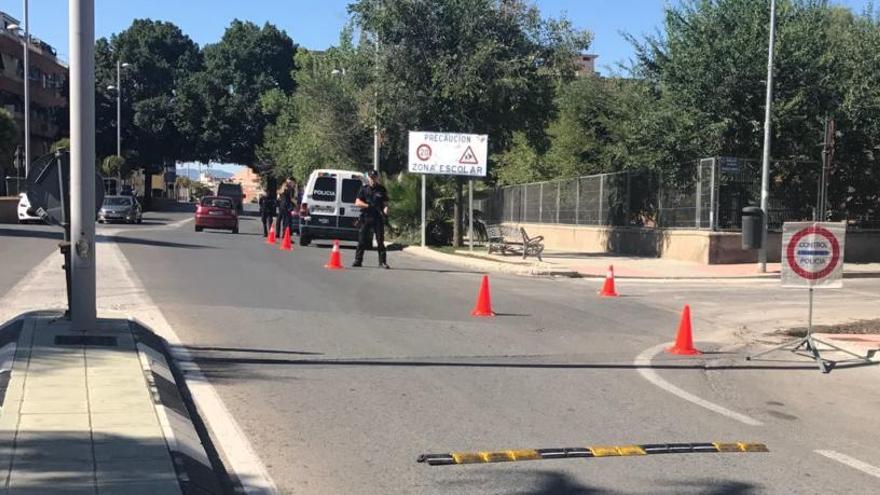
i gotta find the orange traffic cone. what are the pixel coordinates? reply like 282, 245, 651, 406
324, 240, 343, 270
667, 304, 701, 355
280, 227, 293, 251
266, 221, 277, 244
471, 275, 496, 317
598, 265, 619, 297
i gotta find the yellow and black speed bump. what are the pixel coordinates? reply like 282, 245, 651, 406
417, 442, 768, 466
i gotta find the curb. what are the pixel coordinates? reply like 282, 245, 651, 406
131, 320, 229, 494
404, 247, 879, 281
402, 247, 580, 278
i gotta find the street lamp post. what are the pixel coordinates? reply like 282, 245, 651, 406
107, 61, 130, 158
8, 0, 30, 177
758, 0, 777, 273
69, 0, 97, 330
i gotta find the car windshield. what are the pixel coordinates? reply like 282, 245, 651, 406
202, 198, 232, 208
103, 198, 131, 207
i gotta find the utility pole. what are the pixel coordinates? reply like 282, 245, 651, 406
22, 0, 30, 177
116, 60, 122, 157
758, 0, 777, 273
69, 0, 96, 330
373, 35, 380, 173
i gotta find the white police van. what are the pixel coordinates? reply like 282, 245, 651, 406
298, 169, 366, 246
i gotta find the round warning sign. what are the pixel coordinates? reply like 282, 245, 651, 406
785, 225, 841, 281
416, 144, 432, 161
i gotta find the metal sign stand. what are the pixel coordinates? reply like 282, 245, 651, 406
747, 287, 867, 373
468, 179, 474, 252
421, 175, 426, 247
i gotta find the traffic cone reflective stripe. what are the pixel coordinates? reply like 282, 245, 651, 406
267, 221, 277, 244
471, 275, 496, 317
280, 227, 293, 251
325, 240, 344, 270
598, 265, 618, 297
667, 304, 701, 355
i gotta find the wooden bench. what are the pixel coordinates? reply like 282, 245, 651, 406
486, 225, 544, 261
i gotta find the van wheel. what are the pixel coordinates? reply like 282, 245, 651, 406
232, 226, 239, 234
299, 235, 311, 246
195, 226, 203, 232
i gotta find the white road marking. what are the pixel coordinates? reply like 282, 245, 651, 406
634, 343, 763, 426
100, 242, 278, 494
815, 450, 880, 479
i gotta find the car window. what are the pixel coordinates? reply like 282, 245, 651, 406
312, 177, 337, 202
201, 198, 232, 208
341, 179, 363, 204
103, 197, 131, 206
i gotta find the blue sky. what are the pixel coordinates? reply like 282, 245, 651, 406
8, 1, 875, 72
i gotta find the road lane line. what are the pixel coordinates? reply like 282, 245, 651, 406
100, 242, 278, 494
815, 450, 880, 479
634, 343, 763, 427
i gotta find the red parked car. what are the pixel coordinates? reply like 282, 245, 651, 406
195, 196, 239, 234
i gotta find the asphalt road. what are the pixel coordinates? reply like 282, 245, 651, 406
3, 209, 880, 494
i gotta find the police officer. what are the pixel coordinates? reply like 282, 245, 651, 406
258, 192, 277, 237
353, 170, 390, 269
276, 178, 296, 238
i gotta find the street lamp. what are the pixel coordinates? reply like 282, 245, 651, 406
7, 1, 30, 177
330, 64, 379, 173
106, 61, 131, 158
758, 0, 777, 273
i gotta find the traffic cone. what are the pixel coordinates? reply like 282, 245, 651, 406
471, 275, 496, 317
667, 304, 701, 355
280, 227, 293, 251
324, 240, 343, 270
266, 222, 277, 244
598, 265, 619, 297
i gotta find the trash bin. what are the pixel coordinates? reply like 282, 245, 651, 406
741, 206, 764, 250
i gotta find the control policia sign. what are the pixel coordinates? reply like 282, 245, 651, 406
781, 222, 846, 289
408, 131, 489, 177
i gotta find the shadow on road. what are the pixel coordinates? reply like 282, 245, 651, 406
183, 345, 324, 356
435, 469, 760, 494
0, 227, 63, 241
98, 235, 215, 250
188, 352, 878, 376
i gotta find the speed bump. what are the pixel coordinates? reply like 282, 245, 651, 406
417, 442, 768, 466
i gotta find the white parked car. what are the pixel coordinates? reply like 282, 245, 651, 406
17, 193, 43, 224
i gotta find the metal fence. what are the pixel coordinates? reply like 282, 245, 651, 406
483, 171, 657, 227
482, 157, 880, 231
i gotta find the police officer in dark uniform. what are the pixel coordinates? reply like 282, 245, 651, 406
258, 192, 276, 237
276, 178, 296, 238
353, 170, 390, 269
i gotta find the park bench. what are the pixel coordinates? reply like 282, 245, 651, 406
486, 224, 545, 261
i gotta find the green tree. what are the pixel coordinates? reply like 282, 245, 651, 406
95, 20, 203, 206
50, 138, 70, 152
198, 21, 297, 170
101, 155, 131, 181
349, 0, 591, 245
0, 109, 17, 169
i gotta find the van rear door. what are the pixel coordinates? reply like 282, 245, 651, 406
309, 173, 339, 228
338, 176, 364, 230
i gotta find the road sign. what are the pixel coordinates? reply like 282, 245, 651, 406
408, 131, 488, 177
781, 222, 845, 288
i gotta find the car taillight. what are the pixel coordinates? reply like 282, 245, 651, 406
300, 203, 309, 216
196, 205, 203, 213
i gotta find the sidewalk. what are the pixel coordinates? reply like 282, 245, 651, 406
405, 246, 880, 280
0, 316, 180, 494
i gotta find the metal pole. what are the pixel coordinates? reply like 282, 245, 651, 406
23, 0, 30, 176
598, 174, 605, 225
468, 179, 474, 252
116, 59, 122, 157
759, 0, 777, 273
373, 36, 380, 173
420, 175, 426, 247
69, 0, 96, 330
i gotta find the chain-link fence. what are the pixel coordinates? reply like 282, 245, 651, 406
483, 171, 658, 227
482, 157, 879, 231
